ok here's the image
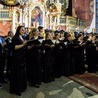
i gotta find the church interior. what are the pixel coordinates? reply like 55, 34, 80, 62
0, 0, 95, 35
0, 0, 98, 98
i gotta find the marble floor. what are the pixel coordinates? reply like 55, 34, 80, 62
0, 76, 98, 98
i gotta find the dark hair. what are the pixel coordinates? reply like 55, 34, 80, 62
60, 30, 65, 34
45, 32, 50, 40
96, 35, 98, 39
45, 29, 50, 33
8, 31, 12, 36
15, 26, 24, 36
78, 33, 83, 38
66, 34, 71, 38
38, 26, 43, 31
25, 27, 28, 29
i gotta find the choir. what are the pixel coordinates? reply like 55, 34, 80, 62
0, 25, 98, 96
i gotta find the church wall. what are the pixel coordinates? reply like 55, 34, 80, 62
0, 0, 96, 36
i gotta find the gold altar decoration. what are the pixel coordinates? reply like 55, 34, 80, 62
48, 3, 58, 17
0, 0, 20, 6
56, 1, 61, 13
4, 0, 17, 5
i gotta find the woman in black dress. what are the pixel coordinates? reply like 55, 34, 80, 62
86, 34, 97, 73
53, 32, 65, 78
63, 33, 75, 76
10, 26, 27, 96
74, 33, 85, 74
27, 28, 42, 88
41, 32, 55, 83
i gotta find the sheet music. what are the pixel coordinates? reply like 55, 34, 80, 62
52, 40, 56, 44
64, 42, 67, 45
38, 39, 44, 43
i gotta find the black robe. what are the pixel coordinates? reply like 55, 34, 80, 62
53, 40, 65, 78
63, 40, 75, 76
5, 37, 13, 79
86, 40, 97, 72
27, 38, 42, 86
41, 39, 55, 83
0, 36, 6, 82
10, 36, 27, 94
74, 40, 85, 74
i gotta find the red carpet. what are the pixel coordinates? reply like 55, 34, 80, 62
69, 73, 98, 93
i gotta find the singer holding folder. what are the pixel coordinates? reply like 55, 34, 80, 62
27, 28, 42, 88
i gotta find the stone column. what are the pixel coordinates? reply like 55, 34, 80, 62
12, 8, 16, 34
19, 9, 22, 25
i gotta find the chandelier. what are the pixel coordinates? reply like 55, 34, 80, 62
0, 0, 21, 6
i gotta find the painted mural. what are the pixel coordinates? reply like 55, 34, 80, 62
0, 21, 12, 36
72, 0, 94, 27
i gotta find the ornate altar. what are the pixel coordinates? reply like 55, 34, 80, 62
0, 0, 86, 35
27, 0, 45, 28
65, 16, 77, 31
59, 16, 86, 32
77, 19, 86, 31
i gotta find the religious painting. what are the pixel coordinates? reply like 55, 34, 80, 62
31, 6, 43, 27
72, 0, 94, 27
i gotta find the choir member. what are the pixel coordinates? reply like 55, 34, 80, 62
0, 36, 7, 83
27, 28, 42, 88
53, 32, 65, 78
74, 27, 80, 39
95, 35, 98, 71
23, 27, 30, 40
5, 31, 14, 80
63, 33, 75, 76
90, 28, 97, 34
59, 30, 65, 41
83, 28, 89, 37
74, 33, 85, 74
86, 34, 97, 73
38, 26, 44, 38
41, 32, 55, 83
10, 26, 27, 96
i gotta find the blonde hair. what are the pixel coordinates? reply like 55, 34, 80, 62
29, 28, 37, 40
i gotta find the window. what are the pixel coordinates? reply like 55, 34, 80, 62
0, 11, 9, 18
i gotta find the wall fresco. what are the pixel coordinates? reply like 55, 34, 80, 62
0, 21, 12, 36
72, 0, 94, 27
